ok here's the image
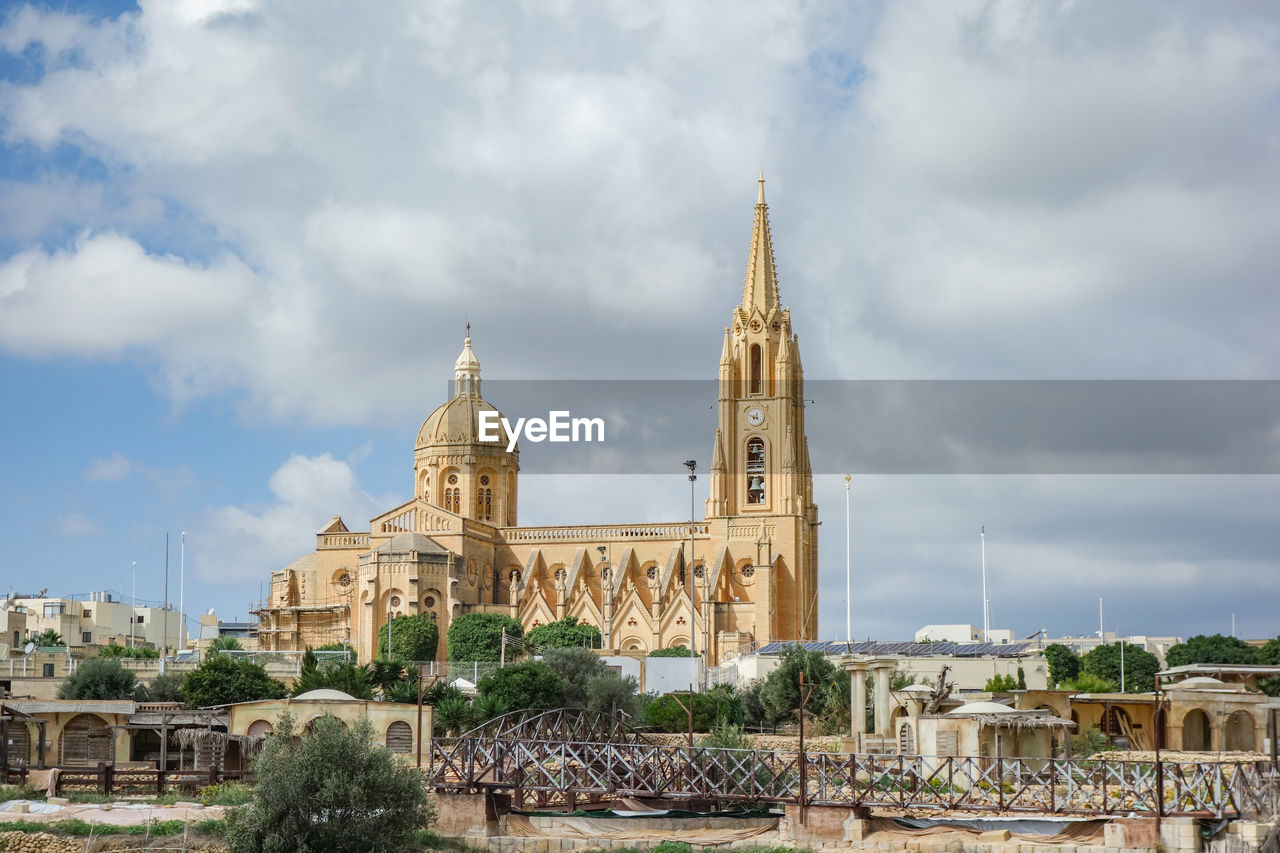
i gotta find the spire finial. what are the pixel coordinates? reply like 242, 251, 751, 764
743, 173, 780, 310
465, 320, 471, 339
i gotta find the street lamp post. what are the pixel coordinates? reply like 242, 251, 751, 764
683, 459, 697, 678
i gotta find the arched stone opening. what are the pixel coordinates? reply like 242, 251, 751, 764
1223, 710, 1255, 752
1181, 708, 1211, 751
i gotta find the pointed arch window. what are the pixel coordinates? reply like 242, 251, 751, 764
443, 472, 461, 514
477, 475, 493, 521
749, 344, 763, 395
746, 438, 765, 504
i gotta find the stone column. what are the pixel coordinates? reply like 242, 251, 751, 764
849, 662, 868, 741
873, 660, 892, 736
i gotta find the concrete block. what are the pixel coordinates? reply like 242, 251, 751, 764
978, 831, 1011, 843
47, 797, 70, 805
10, 803, 29, 814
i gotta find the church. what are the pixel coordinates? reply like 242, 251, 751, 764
253, 178, 820, 666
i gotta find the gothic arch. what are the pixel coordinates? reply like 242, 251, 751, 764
745, 436, 767, 505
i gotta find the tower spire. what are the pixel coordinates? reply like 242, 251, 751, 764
453, 328, 481, 397
743, 173, 780, 310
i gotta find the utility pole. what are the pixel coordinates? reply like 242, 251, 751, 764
161, 533, 169, 675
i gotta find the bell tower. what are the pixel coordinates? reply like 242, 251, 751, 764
708, 175, 813, 521
707, 175, 818, 642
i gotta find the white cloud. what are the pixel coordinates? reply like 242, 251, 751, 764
51, 510, 104, 538
82, 452, 133, 482
192, 452, 395, 585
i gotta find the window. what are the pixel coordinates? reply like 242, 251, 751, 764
477, 487, 492, 520
137, 615, 145, 624
83, 609, 92, 618
82, 632, 92, 644
746, 438, 765, 504
749, 344, 762, 395
43, 603, 65, 618
42, 663, 55, 678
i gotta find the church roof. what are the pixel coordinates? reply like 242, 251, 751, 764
375, 532, 449, 555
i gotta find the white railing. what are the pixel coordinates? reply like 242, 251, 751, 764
504, 523, 710, 543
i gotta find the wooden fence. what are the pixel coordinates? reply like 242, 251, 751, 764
4, 764, 252, 797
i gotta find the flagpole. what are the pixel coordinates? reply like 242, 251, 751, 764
980, 526, 989, 642
130, 561, 136, 648
179, 532, 186, 650
845, 474, 851, 644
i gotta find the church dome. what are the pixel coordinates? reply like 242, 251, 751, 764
416, 332, 516, 452
416, 394, 514, 449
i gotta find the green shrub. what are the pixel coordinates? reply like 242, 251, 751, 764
0, 820, 44, 833
226, 713, 436, 852
56, 658, 137, 700
194, 818, 227, 837
0, 784, 46, 802
66, 792, 114, 804
446, 613, 521, 663
526, 616, 601, 650
647, 645, 696, 657
651, 843, 692, 853
697, 724, 756, 751
199, 780, 254, 806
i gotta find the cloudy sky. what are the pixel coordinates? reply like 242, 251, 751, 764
1, 0, 1277, 645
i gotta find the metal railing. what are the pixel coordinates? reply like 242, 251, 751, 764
425, 737, 1280, 819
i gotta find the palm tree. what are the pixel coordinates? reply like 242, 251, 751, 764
33, 629, 64, 648
434, 695, 475, 736
368, 658, 407, 693
208, 636, 243, 655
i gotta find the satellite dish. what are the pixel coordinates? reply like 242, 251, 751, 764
23, 642, 35, 655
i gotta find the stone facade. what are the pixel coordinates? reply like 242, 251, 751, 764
254, 179, 819, 665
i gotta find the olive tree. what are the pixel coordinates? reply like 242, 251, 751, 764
227, 713, 435, 853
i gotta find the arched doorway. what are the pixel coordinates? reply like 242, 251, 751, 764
60, 714, 112, 766
898, 722, 914, 755
1223, 711, 1255, 752
1181, 709, 1211, 751
386, 721, 413, 754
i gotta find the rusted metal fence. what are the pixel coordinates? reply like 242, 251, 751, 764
426, 737, 1280, 820
4, 764, 252, 797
